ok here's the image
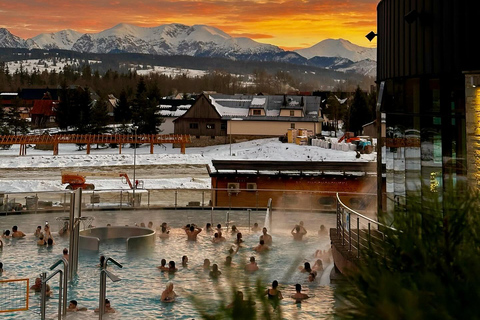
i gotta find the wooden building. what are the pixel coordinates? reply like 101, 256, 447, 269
208, 160, 378, 212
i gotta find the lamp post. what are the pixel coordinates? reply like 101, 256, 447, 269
132, 126, 138, 208
229, 118, 242, 156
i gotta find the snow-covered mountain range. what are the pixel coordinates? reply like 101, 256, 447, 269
0, 24, 376, 76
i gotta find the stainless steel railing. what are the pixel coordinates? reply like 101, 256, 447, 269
335, 193, 394, 259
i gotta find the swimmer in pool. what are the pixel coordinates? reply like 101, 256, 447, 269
245, 256, 259, 272
260, 227, 273, 246
168, 260, 178, 272
251, 223, 261, 232
291, 224, 307, 241
253, 239, 269, 252
203, 259, 211, 271
209, 263, 221, 278
185, 224, 202, 241
161, 282, 177, 302
30, 277, 52, 296
264, 280, 283, 300
234, 232, 244, 245
11, 226, 26, 238
34, 226, 42, 238
67, 300, 87, 312
95, 298, 115, 313
299, 262, 312, 273
291, 284, 309, 301
157, 259, 169, 271
182, 255, 188, 267
205, 223, 214, 233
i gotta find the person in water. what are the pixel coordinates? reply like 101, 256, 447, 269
95, 298, 115, 313
209, 263, 221, 278
182, 255, 188, 267
253, 239, 269, 252
291, 224, 307, 241
67, 300, 87, 312
161, 282, 177, 302
157, 259, 169, 271
291, 284, 309, 301
185, 224, 202, 241
251, 223, 261, 232
260, 227, 273, 246
299, 262, 312, 273
264, 280, 283, 300
245, 256, 259, 272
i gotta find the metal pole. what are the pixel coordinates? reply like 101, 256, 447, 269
99, 270, 106, 320
248, 209, 251, 230
175, 189, 178, 209
368, 222, 371, 248
229, 122, 232, 156
349, 212, 352, 252
57, 272, 63, 320
357, 217, 360, 258
120, 190, 123, 210
211, 206, 214, 226
133, 126, 137, 209
68, 192, 75, 280
148, 190, 150, 210
40, 272, 47, 320
202, 191, 205, 209
35, 193, 38, 214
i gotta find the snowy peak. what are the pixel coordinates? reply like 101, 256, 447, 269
0, 28, 29, 48
295, 38, 376, 62
31, 29, 83, 50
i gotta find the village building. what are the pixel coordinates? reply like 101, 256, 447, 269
208, 160, 378, 212
173, 93, 323, 146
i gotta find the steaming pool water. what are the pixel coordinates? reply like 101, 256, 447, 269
1, 209, 335, 319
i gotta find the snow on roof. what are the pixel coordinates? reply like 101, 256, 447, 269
157, 109, 187, 117
251, 97, 266, 106
210, 96, 249, 117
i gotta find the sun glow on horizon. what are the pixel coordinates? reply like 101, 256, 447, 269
0, 0, 378, 49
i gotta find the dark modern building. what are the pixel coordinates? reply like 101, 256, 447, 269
376, 0, 480, 212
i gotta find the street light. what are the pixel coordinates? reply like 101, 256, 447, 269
229, 118, 243, 156
132, 126, 138, 208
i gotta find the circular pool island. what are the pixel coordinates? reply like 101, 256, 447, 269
79, 226, 156, 250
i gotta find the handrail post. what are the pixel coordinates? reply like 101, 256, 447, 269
248, 209, 251, 230
368, 222, 371, 248
49, 258, 69, 316
349, 211, 352, 251
357, 217, 360, 258
40, 272, 47, 320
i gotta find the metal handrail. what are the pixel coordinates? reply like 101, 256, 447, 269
40, 270, 63, 320
335, 192, 395, 259
98, 257, 123, 320
49, 258, 68, 316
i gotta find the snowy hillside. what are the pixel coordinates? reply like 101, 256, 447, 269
31, 29, 83, 50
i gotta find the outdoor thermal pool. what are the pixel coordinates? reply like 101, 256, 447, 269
0, 209, 335, 319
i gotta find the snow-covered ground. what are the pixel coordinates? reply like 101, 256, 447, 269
0, 138, 375, 193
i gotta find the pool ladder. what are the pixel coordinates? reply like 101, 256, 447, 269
40, 258, 68, 320
99, 257, 123, 320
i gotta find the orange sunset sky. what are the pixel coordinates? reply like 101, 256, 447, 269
0, 0, 378, 50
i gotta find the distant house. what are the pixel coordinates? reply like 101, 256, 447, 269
106, 94, 118, 117
30, 92, 58, 127
156, 99, 195, 134
173, 93, 323, 146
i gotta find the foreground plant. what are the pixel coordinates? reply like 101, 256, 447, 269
335, 188, 480, 320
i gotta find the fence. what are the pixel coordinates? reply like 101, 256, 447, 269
335, 192, 392, 259
1, 188, 378, 215
0, 278, 29, 313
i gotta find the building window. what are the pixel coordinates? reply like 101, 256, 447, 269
290, 110, 295, 116
253, 109, 261, 115
221, 123, 227, 130
206, 123, 215, 129
291, 123, 296, 129
190, 123, 199, 129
